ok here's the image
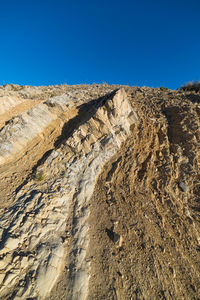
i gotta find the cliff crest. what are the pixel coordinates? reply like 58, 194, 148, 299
0, 84, 200, 299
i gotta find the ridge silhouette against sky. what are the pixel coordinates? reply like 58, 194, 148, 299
0, 0, 200, 89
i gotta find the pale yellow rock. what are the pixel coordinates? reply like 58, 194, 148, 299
0, 96, 23, 115
3, 272, 18, 286
4, 238, 19, 251
0, 260, 8, 270
0, 273, 5, 284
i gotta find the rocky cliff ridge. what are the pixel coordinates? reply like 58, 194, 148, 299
0, 84, 200, 299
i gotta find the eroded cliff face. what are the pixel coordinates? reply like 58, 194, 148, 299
0, 84, 200, 299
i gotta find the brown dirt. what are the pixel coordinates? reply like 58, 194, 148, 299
87, 89, 200, 299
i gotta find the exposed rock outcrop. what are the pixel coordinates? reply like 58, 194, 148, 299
0, 84, 200, 299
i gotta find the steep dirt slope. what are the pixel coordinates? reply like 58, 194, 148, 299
0, 84, 200, 299
87, 91, 200, 299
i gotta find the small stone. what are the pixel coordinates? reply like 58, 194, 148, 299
179, 182, 189, 192
4, 238, 19, 250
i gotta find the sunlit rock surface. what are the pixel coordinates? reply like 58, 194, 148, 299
0, 84, 200, 299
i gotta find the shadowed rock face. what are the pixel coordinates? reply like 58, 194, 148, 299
0, 84, 200, 299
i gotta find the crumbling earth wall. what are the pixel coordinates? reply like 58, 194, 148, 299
0, 84, 200, 299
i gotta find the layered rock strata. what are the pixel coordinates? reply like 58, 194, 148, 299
0, 84, 200, 300
0, 88, 138, 299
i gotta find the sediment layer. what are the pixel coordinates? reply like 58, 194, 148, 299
0, 84, 200, 299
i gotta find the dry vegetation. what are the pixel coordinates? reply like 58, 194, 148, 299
180, 81, 200, 93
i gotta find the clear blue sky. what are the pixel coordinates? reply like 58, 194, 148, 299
0, 0, 200, 89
